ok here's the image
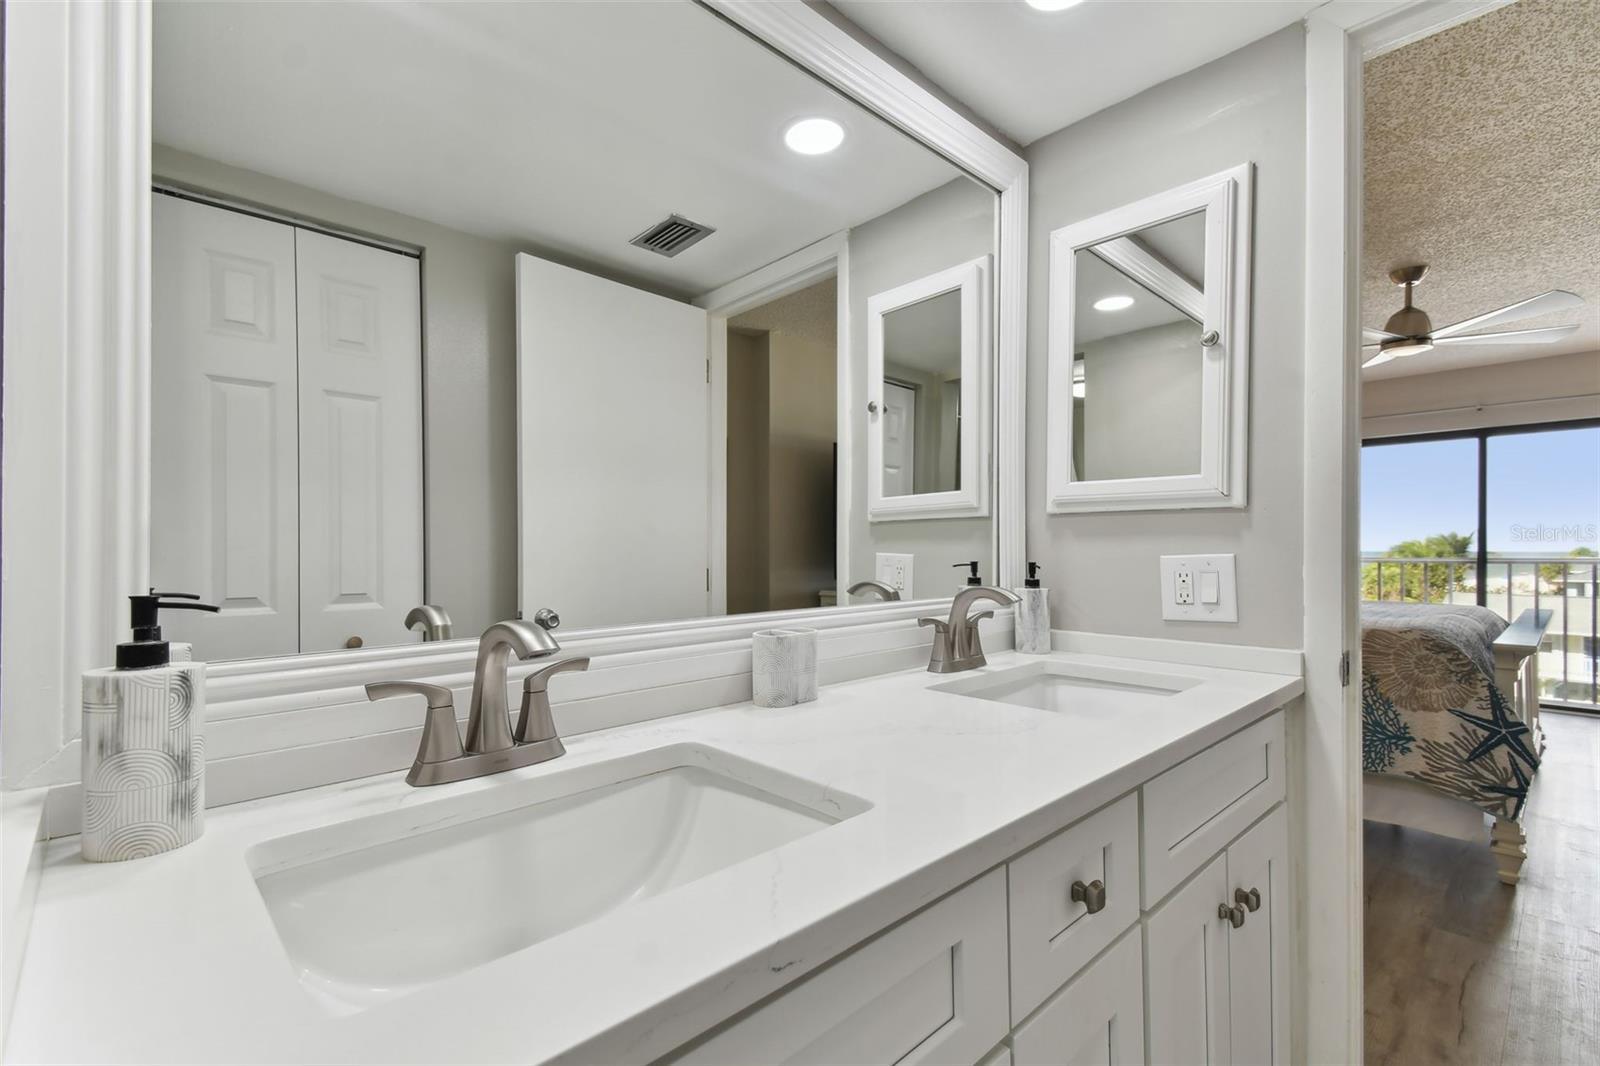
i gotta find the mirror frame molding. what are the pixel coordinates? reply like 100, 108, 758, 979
1045, 164, 1252, 513
0, 0, 1028, 790
866, 255, 992, 521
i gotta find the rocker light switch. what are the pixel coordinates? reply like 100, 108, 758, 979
1160, 554, 1238, 622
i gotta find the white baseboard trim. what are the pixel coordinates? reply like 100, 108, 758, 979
1049, 630, 1303, 676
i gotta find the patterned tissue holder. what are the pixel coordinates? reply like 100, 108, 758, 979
80, 664, 206, 862
751, 628, 819, 708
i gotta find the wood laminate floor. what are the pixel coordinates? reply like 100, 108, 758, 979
1364, 710, 1600, 1065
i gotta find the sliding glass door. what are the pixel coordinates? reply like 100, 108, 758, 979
1361, 420, 1600, 710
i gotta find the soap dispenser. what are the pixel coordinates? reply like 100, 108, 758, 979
80, 590, 218, 862
1016, 562, 1051, 654
954, 560, 983, 590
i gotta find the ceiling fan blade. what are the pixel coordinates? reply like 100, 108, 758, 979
1432, 290, 1584, 339
1431, 324, 1581, 347
1361, 349, 1399, 368
1363, 327, 1402, 344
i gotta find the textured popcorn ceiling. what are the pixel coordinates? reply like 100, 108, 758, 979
1362, 0, 1600, 379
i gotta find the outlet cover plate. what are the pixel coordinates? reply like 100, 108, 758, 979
876, 553, 914, 596
1160, 554, 1237, 622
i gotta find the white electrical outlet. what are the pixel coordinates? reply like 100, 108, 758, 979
876, 553, 914, 595
1159, 554, 1238, 622
1174, 567, 1195, 605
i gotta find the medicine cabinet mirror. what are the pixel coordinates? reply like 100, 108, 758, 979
867, 256, 991, 521
1046, 165, 1252, 512
142, 0, 1012, 662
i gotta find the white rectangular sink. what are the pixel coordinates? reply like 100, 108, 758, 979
932, 660, 1200, 715
248, 744, 868, 1014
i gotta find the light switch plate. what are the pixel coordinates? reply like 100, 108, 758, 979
876, 553, 914, 596
1160, 554, 1237, 622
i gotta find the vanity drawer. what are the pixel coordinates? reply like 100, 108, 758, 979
671, 868, 1009, 1066
1011, 926, 1145, 1066
1007, 792, 1138, 1021
1141, 710, 1284, 906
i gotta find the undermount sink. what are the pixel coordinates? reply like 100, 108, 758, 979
247, 745, 868, 1014
932, 660, 1200, 714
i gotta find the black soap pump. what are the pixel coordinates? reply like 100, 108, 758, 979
954, 561, 983, 588
1017, 561, 1050, 654
116, 590, 219, 669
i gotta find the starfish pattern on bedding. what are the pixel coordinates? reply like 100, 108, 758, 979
1479, 758, 1532, 821
1447, 684, 1538, 773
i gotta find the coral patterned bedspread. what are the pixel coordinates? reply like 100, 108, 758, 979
1361, 602, 1541, 821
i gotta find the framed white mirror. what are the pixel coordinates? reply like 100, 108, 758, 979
866, 256, 991, 521
1046, 164, 1252, 512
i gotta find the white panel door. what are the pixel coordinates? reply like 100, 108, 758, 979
1146, 852, 1232, 1066
152, 195, 300, 660
515, 253, 709, 629
882, 381, 916, 496
294, 229, 423, 653
1227, 807, 1290, 1066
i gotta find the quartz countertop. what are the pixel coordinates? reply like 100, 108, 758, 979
4, 649, 1300, 1065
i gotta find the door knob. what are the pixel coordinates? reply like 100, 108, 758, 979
1200, 330, 1221, 347
867, 400, 880, 414
1070, 879, 1106, 914
1218, 902, 1246, 928
1235, 886, 1261, 913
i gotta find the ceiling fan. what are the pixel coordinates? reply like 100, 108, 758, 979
1362, 264, 1584, 368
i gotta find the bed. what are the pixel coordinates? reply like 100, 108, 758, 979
1360, 602, 1553, 884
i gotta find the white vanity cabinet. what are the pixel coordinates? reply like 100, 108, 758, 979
1146, 805, 1289, 1066
664, 710, 1289, 1066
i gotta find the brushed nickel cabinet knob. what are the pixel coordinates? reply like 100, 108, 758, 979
1070, 878, 1107, 914
1218, 902, 1246, 928
1235, 886, 1261, 913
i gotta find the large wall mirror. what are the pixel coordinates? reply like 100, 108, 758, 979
1045, 165, 1252, 513
146, 0, 1004, 661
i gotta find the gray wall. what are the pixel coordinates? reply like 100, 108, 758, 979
848, 177, 998, 598
154, 145, 521, 638
1078, 320, 1204, 480
1025, 27, 1307, 648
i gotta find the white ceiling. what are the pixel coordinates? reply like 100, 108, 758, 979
153, 0, 968, 298
830, 0, 1324, 146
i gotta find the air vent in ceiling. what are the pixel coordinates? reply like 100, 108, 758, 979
629, 214, 716, 258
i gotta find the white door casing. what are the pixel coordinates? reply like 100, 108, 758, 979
293, 228, 424, 653
515, 253, 710, 630
151, 194, 301, 660
881, 381, 917, 497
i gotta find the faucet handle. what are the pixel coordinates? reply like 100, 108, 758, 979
965, 610, 996, 626
516, 657, 589, 745
366, 682, 465, 781
918, 616, 950, 634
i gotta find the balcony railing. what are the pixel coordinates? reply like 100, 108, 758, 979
1361, 554, 1599, 711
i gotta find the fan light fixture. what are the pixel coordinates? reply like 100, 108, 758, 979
1094, 295, 1134, 312
784, 118, 844, 155
1025, 0, 1085, 10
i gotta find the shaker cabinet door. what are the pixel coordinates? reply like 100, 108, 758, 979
1145, 852, 1232, 1066
1226, 806, 1289, 1066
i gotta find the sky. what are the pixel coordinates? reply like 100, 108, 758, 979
1361, 425, 1600, 555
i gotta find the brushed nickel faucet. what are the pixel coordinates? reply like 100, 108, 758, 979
847, 579, 901, 602
365, 619, 587, 786
404, 604, 454, 642
920, 585, 1020, 673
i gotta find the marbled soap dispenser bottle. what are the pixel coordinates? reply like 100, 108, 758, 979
81, 591, 218, 862
1016, 562, 1051, 654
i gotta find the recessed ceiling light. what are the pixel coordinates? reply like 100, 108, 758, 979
1025, 0, 1085, 11
1094, 295, 1134, 312
784, 118, 845, 155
